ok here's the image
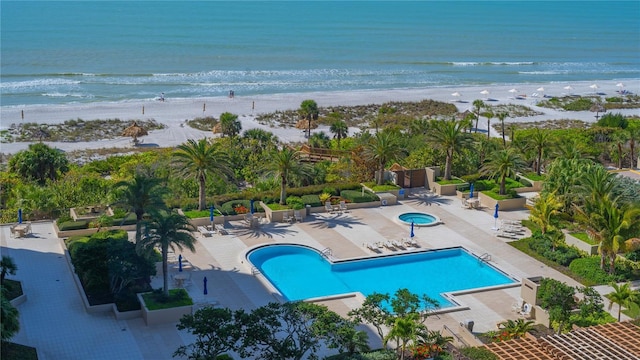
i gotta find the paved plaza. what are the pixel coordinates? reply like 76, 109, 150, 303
1, 189, 605, 359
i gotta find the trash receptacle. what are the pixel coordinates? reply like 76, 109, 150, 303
464, 320, 474, 332
306, 204, 311, 216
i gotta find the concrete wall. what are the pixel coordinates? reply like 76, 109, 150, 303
433, 182, 461, 196
425, 167, 439, 190
564, 232, 599, 255
478, 192, 527, 211
138, 293, 192, 326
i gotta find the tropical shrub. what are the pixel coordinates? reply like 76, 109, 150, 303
569, 257, 636, 285
301, 194, 322, 207
285, 196, 305, 210
527, 233, 583, 266
220, 200, 251, 215
58, 220, 90, 231
340, 190, 379, 203
458, 347, 498, 360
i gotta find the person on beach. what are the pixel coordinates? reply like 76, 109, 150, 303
160, 92, 165, 102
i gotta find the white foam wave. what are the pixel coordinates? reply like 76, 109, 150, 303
0, 78, 81, 90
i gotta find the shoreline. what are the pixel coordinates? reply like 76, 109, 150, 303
1, 80, 638, 155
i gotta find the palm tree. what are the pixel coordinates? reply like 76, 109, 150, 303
266, 147, 307, 205
483, 109, 494, 140
627, 126, 640, 169
113, 173, 166, 248
529, 192, 562, 234
299, 99, 319, 139
309, 131, 331, 148
606, 282, 637, 321
529, 128, 551, 176
497, 112, 508, 146
472, 100, 485, 133
427, 119, 469, 180
415, 329, 453, 358
383, 313, 420, 360
364, 131, 404, 185
481, 148, 526, 195
0, 255, 17, 285
329, 119, 349, 148
139, 211, 196, 296
219, 112, 242, 137
173, 138, 233, 211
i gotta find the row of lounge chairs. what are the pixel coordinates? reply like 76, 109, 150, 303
496, 220, 526, 240
283, 210, 303, 223
197, 224, 228, 236
364, 238, 419, 252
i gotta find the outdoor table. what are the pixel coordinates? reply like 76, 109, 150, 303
13, 223, 31, 237
174, 273, 188, 287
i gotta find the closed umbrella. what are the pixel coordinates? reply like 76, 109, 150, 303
469, 183, 474, 199
492, 203, 499, 230
410, 221, 415, 238
178, 254, 183, 272
250, 199, 255, 214
18, 209, 22, 224
210, 205, 215, 230
203, 276, 208, 295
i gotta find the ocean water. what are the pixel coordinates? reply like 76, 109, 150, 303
1, 1, 639, 106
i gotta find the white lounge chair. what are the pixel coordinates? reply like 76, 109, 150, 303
325, 202, 335, 214
198, 226, 214, 237
383, 241, 396, 250
392, 240, 405, 249
294, 210, 303, 222
215, 224, 228, 235
339, 201, 349, 213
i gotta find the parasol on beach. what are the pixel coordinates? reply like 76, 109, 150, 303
480, 89, 490, 95
536, 87, 545, 92
508, 88, 518, 97
121, 121, 148, 144
590, 103, 606, 120
616, 82, 624, 88
589, 84, 599, 90
451, 91, 461, 97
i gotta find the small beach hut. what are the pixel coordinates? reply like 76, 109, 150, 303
121, 121, 148, 144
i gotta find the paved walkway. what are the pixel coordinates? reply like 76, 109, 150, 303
0, 189, 625, 359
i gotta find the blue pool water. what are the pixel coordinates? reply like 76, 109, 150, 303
247, 245, 516, 307
398, 212, 438, 226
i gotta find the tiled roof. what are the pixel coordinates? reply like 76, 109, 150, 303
484, 321, 640, 360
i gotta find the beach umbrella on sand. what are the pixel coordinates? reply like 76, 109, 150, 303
203, 276, 208, 295
492, 203, 499, 230
590, 84, 599, 91
121, 121, 148, 143
451, 91, 461, 97
563, 85, 573, 94
536, 87, 545, 92
410, 221, 415, 238
178, 254, 183, 272
616, 82, 624, 88
480, 90, 490, 95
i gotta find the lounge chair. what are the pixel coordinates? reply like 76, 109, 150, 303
496, 232, 518, 240
339, 201, 349, 213
215, 224, 228, 235
294, 210, 303, 222
325, 202, 335, 214
392, 240, 405, 249
404, 238, 419, 248
198, 226, 214, 237
283, 211, 294, 223
383, 241, 396, 250
365, 243, 380, 253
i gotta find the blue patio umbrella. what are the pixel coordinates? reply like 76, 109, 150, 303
210, 205, 215, 222
410, 221, 415, 238
203, 276, 208, 295
250, 199, 255, 214
178, 254, 183, 272
492, 203, 499, 230
18, 209, 22, 224
469, 183, 474, 199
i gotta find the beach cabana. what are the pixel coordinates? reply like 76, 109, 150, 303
121, 121, 148, 145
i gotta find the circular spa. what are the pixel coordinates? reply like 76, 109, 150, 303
397, 212, 441, 227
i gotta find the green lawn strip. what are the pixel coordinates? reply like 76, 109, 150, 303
436, 178, 465, 185
266, 203, 290, 211
622, 307, 640, 320
1, 341, 38, 360
183, 209, 221, 219
522, 172, 546, 181
362, 181, 400, 191
481, 190, 516, 200
569, 232, 597, 245
142, 289, 193, 310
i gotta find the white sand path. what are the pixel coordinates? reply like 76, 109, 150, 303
1, 80, 638, 155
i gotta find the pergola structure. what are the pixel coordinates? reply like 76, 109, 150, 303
485, 321, 640, 360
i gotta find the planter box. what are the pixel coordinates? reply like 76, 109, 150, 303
177, 209, 227, 227
138, 293, 193, 326
516, 174, 544, 192
565, 232, 599, 255
54, 221, 137, 238
433, 182, 464, 196
70, 206, 112, 221
478, 192, 527, 211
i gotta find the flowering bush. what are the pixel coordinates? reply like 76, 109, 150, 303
234, 204, 249, 214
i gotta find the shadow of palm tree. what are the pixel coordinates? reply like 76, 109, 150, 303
230, 222, 298, 239
405, 193, 452, 207
307, 213, 366, 229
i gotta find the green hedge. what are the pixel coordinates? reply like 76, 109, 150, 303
568, 257, 623, 285
301, 194, 322, 207
110, 213, 137, 226
220, 199, 252, 215
340, 190, 379, 203
58, 219, 90, 231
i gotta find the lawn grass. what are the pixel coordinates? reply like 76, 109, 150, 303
141, 289, 192, 310
436, 178, 465, 185
622, 306, 640, 320
481, 190, 517, 200
183, 209, 221, 219
570, 232, 597, 245
522, 172, 547, 181
266, 203, 290, 211
362, 181, 400, 191
1, 341, 38, 360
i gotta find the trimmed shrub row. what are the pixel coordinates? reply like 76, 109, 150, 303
340, 190, 379, 203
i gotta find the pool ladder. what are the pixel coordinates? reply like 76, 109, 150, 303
479, 253, 491, 263
321, 247, 333, 259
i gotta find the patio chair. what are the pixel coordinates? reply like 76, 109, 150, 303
283, 211, 294, 223
294, 210, 303, 222
339, 201, 349, 213
325, 202, 335, 214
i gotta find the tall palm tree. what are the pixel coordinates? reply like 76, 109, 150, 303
480, 148, 526, 195
528, 128, 551, 176
266, 147, 308, 205
364, 131, 404, 185
497, 112, 508, 146
219, 112, 242, 138
329, 119, 349, 148
427, 119, 469, 181
299, 99, 319, 139
606, 282, 637, 321
173, 138, 234, 211
627, 126, 640, 169
483, 109, 494, 140
140, 211, 196, 296
0, 255, 17, 284
113, 173, 166, 248
529, 192, 562, 234
309, 131, 331, 148
383, 313, 420, 360
472, 100, 485, 133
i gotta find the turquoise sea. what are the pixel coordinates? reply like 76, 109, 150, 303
1, 1, 639, 106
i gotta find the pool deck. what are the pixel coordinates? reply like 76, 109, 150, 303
1, 188, 618, 359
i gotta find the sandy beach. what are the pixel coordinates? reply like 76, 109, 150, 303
1, 80, 638, 155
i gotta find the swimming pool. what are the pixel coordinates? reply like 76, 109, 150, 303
397, 212, 441, 227
247, 244, 516, 307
